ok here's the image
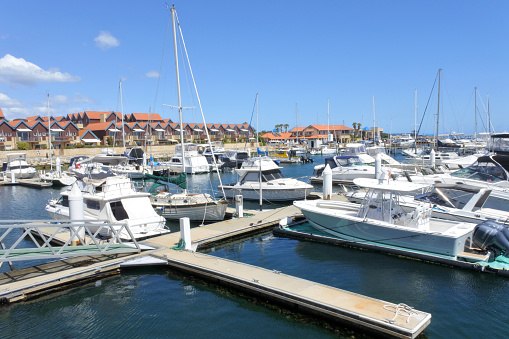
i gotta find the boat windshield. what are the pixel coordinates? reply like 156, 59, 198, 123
451, 159, 506, 182
336, 157, 365, 167
240, 169, 284, 183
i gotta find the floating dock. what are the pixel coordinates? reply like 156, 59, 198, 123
0, 205, 431, 338
0, 178, 52, 188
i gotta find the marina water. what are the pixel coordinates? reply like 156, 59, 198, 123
1, 155, 508, 338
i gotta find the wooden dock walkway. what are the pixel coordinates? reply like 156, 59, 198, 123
0, 203, 431, 338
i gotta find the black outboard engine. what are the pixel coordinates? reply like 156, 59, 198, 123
473, 220, 509, 261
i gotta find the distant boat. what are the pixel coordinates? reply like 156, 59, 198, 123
1, 153, 36, 179
218, 157, 313, 201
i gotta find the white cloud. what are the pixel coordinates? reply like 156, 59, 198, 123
0, 54, 81, 86
146, 70, 160, 78
72, 93, 97, 105
94, 31, 120, 50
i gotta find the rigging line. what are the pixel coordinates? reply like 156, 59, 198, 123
175, 10, 226, 197
243, 95, 258, 150
416, 70, 439, 138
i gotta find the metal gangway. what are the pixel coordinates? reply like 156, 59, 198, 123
0, 219, 142, 271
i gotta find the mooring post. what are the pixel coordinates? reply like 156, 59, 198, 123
235, 194, 243, 218
56, 157, 61, 174
180, 217, 192, 251
68, 183, 85, 246
375, 153, 382, 179
323, 164, 332, 200
430, 149, 436, 169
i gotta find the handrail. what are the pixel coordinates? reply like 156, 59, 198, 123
0, 219, 141, 270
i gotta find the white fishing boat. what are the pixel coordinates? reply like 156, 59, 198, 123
294, 177, 480, 258
45, 176, 168, 240
218, 156, 314, 201
1, 153, 36, 179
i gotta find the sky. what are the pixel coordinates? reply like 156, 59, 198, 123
1, 0, 508, 135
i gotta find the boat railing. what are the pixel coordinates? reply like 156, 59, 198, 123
0, 219, 141, 271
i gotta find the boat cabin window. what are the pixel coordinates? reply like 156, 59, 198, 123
241, 172, 261, 183
262, 169, 284, 181
357, 189, 405, 224
110, 201, 129, 221
58, 196, 69, 207
86, 199, 100, 210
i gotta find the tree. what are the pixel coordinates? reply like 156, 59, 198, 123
284, 123, 289, 132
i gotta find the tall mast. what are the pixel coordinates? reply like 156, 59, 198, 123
414, 89, 418, 151
435, 68, 441, 150
327, 99, 330, 142
256, 93, 259, 151
171, 5, 186, 177
120, 80, 126, 153
372, 96, 376, 142
474, 87, 477, 141
295, 103, 298, 144
47, 93, 52, 170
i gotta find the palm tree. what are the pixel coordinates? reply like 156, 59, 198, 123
284, 123, 289, 132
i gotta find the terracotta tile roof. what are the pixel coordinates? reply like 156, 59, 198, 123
131, 113, 164, 121
261, 132, 293, 139
0, 108, 4, 119
85, 121, 118, 131
308, 124, 352, 131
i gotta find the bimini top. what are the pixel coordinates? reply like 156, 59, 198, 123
353, 178, 429, 192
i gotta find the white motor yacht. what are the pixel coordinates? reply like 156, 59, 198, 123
45, 176, 168, 240
218, 157, 313, 201
1, 153, 36, 179
164, 143, 210, 174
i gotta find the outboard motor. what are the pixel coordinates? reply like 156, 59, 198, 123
473, 220, 509, 261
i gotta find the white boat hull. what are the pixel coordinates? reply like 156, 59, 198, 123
295, 200, 474, 257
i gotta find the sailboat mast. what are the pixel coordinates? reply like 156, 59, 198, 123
327, 99, 330, 142
171, 5, 186, 176
295, 103, 298, 144
435, 68, 441, 150
474, 87, 477, 141
372, 96, 376, 143
414, 89, 418, 151
120, 80, 126, 153
256, 93, 259, 151
47, 93, 52, 170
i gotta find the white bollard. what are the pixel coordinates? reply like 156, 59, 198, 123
68, 183, 85, 246
323, 164, 332, 200
375, 153, 382, 179
430, 149, 436, 168
143, 152, 147, 168
56, 157, 61, 174
179, 217, 192, 251
10, 172, 16, 183
235, 194, 244, 218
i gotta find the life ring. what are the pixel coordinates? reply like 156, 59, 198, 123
76, 164, 81, 169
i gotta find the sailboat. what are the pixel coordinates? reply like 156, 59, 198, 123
148, 5, 227, 222
39, 94, 76, 186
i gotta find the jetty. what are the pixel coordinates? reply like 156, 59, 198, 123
0, 202, 431, 338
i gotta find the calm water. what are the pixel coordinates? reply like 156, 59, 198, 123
1, 155, 508, 338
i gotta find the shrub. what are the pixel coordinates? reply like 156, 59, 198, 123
17, 142, 30, 150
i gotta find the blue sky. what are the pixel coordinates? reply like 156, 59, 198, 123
1, 0, 508, 135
